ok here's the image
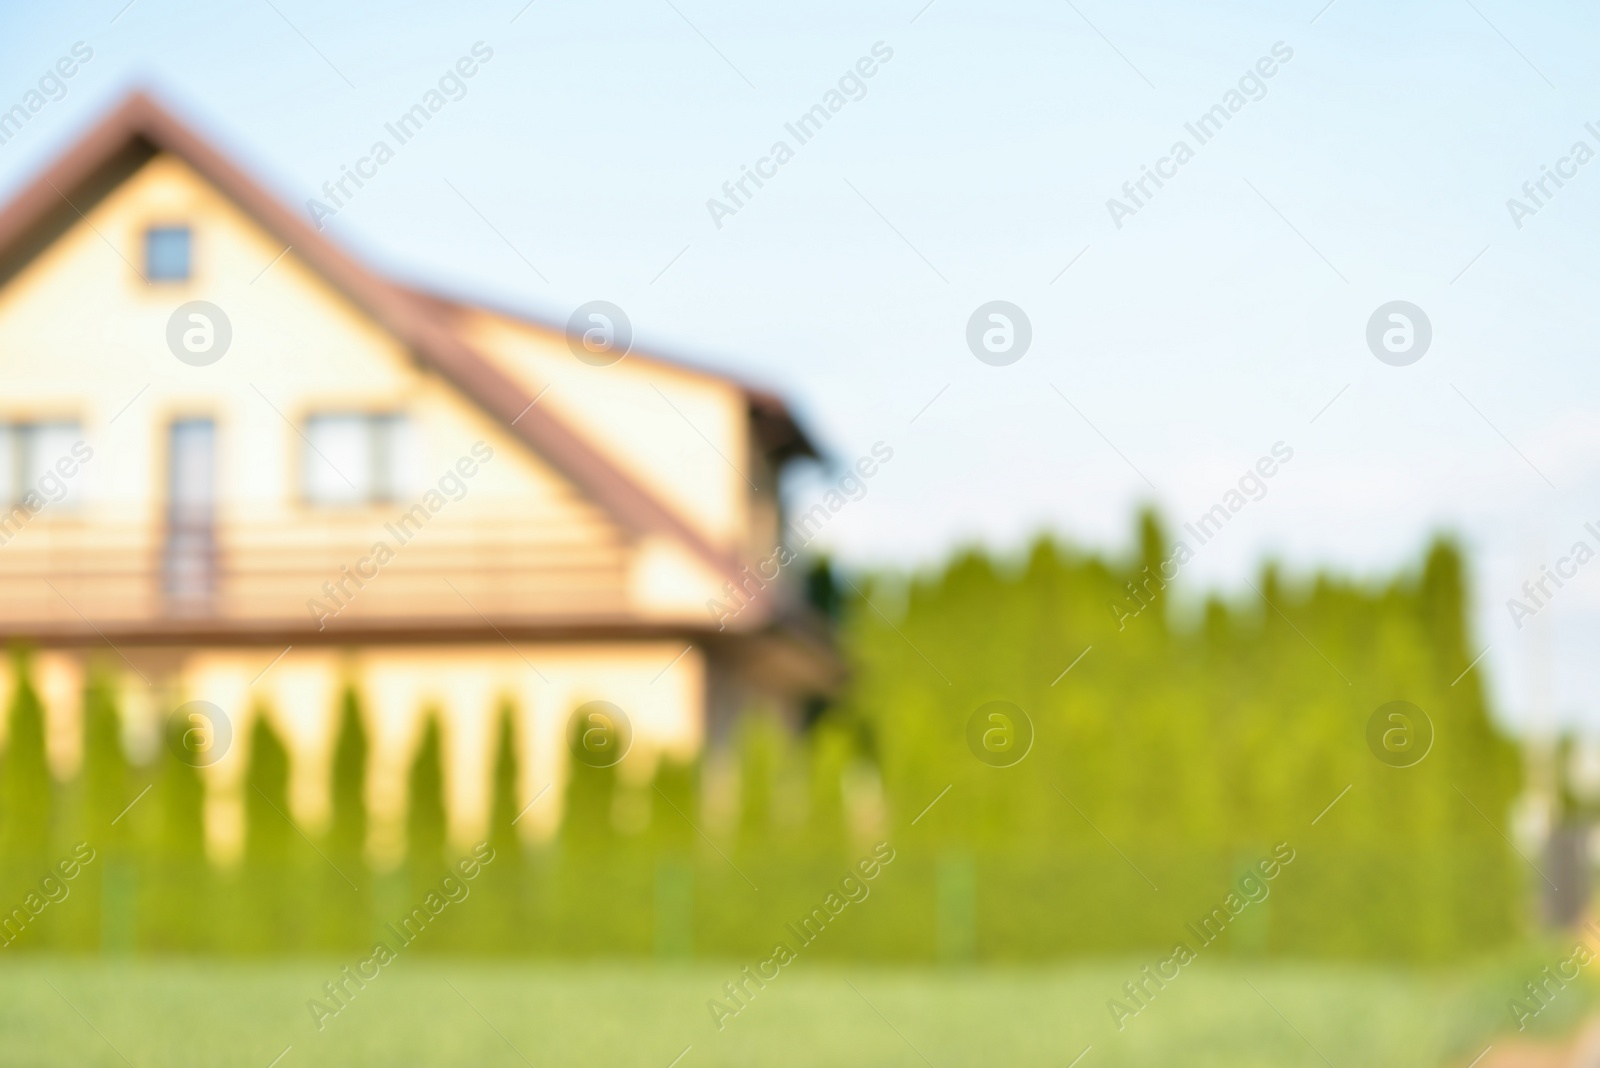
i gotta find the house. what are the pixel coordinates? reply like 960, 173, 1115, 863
0, 92, 835, 863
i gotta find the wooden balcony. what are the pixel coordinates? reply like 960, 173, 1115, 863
0, 513, 637, 643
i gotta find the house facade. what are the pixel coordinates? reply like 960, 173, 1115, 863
0, 93, 834, 863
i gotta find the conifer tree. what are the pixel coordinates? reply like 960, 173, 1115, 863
244, 713, 292, 866
737, 712, 780, 844
79, 670, 128, 836
561, 748, 617, 851
133, 704, 210, 952
476, 703, 522, 952
241, 712, 296, 951
486, 704, 519, 860
0, 649, 52, 950
406, 715, 447, 877
1, 647, 52, 871
650, 757, 698, 853
321, 687, 369, 950
651, 756, 698, 961
152, 713, 206, 861
66, 668, 128, 950
328, 688, 368, 863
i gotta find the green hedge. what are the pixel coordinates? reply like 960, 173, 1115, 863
0, 517, 1525, 960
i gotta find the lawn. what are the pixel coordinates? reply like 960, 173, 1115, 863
0, 954, 1586, 1066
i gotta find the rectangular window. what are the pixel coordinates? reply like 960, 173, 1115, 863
146, 226, 191, 281
0, 421, 86, 508
303, 413, 414, 505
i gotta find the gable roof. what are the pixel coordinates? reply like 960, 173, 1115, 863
0, 91, 814, 589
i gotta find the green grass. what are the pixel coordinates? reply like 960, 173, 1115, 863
0, 954, 1588, 1066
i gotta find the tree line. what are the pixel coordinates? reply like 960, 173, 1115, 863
0, 513, 1525, 960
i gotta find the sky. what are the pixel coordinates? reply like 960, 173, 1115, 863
2, 0, 1599, 733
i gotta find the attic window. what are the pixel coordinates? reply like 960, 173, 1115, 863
145, 226, 191, 281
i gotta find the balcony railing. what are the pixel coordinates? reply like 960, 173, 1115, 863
0, 514, 633, 635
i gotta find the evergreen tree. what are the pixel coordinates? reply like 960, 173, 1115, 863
133, 710, 208, 953
650, 757, 698, 961
736, 711, 780, 844
79, 670, 128, 836
650, 757, 698, 854
406, 715, 447, 877
803, 714, 852, 849
321, 687, 369, 951
244, 713, 292, 866
555, 718, 625, 954
561, 751, 617, 851
0, 648, 52, 951
0, 648, 52, 875
473, 703, 522, 953
63, 668, 129, 950
486, 704, 519, 860
239, 712, 297, 952
151, 715, 206, 861
327, 688, 368, 862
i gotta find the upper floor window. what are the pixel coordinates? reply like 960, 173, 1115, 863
0, 421, 86, 508
303, 412, 415, 506
145, 226, 191, 282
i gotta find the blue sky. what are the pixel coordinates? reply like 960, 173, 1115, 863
3, 0, 1600, 731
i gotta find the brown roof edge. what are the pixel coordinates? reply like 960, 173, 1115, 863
0, 90, 753, 586
398, 283, 822, 463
